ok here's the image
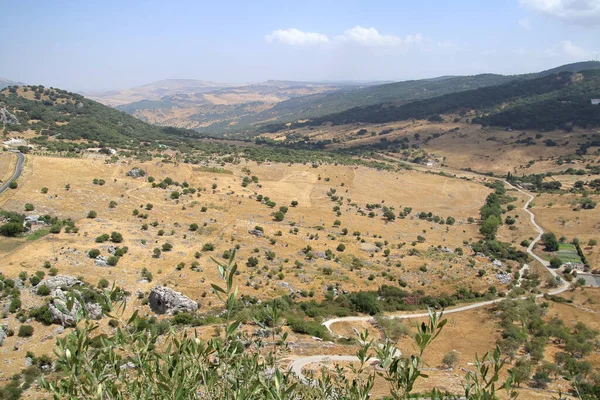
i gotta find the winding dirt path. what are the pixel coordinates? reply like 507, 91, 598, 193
288, 176, 569, 385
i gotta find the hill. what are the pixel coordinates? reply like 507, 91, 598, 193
113, 61, 600, 137
114, 81, 361, 132
0, 77, 22, 90
263, 67, 600, 133
0, 85, 202, 148
84, 79, 239, 107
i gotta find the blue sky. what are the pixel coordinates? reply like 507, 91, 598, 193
0, 0, 598, 90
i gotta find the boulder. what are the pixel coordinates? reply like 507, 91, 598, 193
126, 168, 146, 178
0, 325, 6, 346
248, 229, 264, 238
94, 256, 109, 267
40, 276, 82, 291
48, 289, 102, 326
148, 286, 198, 315
360, 243, 380, 253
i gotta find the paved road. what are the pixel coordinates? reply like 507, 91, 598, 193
289, 178, 569, 384
0, 151, 25, 196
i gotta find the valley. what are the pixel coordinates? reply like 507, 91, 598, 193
1, 63, 600, 399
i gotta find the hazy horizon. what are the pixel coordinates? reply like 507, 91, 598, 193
1, 0, 599, 91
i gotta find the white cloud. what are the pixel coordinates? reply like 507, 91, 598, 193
265, 28, 329, 46
545, 39, 595, 57
519, 17, 532, 29
335, 26, 423, 47
265, 26, 423, 48
520, 0, 600, 25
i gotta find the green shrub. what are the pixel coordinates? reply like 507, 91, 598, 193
0, 222, 24, 237
29, 306, 53, 325
37, 284, 51, 296
88, 249, 101, 258
18, 325, 34, 337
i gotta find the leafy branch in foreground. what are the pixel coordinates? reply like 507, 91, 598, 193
39, 250, 517, 399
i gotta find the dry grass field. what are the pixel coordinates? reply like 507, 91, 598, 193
0, 154, 511, 381
0, 155, 506, 303
262, 119, 600, 175
0, 151, 17, 184
531, 193, 600, 267
1, 148, 599, 398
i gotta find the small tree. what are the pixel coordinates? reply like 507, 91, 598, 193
549, 257, 563, 269
511, 360, 532, 387
542, 232, 559, 252
110, 231, 123, 243
24, 203, 34, 211
8, 180, 18, 189
383, 209, 396, 221
272, 211, 285, 221
0, 222, 24, 237
87, 210, 97, 219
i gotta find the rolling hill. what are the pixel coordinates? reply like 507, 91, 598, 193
113, 80, 366, 132
111, 62, 600, 137
0, 77, 22, 90
83, 79, 240, 107
0, 85, 202, 148
261, 66, 600, 133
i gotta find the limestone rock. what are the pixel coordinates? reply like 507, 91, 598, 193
126, 168, 146, 178
148, 286, 198, 315
360, 243, 380, 253
248, 229, 264, 238
40, 276, 82, 291
48, 289, 103, 326
94, 256, 109, 267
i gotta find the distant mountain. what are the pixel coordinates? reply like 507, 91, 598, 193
0, 77, 23, 90
262, 67, 600, 133
115, 81, 361, 132
84, 79, 240, 107
116, 62, 600, 137
258, 61, 600, 126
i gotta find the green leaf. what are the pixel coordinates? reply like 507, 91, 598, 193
211, 283, 226, 293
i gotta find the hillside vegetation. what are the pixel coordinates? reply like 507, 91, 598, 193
113, 61, 600, 136
0, 86, 202, 147
263, 68, 600, 133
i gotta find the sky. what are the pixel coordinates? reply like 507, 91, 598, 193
0, 0, 599, 91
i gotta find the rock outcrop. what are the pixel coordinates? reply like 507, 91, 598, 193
39, 276, 82, 291
48, 288, 103, 326
94, 256, 109, 267
148, 286, 198, 315
126, 168, 146, 178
